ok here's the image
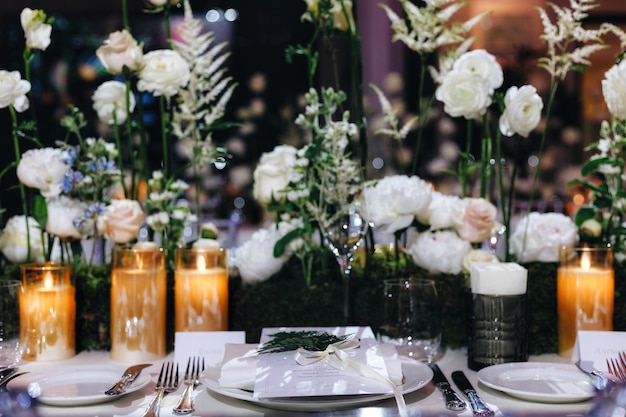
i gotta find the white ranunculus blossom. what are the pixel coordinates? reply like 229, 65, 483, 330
416, 191, 462, 230
234, 222, 296, 284
435, 69, 492, 120
602, 60, 626, 121
510, 212, 578, 263
97, 199, 144, 243
137, 49, 190, 98
453, 198, 498, 243
96, 29, 144, 74
20, 8, 52, 51
0, 215, 45, 263
16, 148, 68, 198
499, 85, 543, 138
452, 49, 503, 93
360, 175, 433, 234
0, 70, 31, 111
405, 230, 472, 274
46, 196, 86, 239
462, 249, 500, 273
92, 80, 136, 125
252, 145, 298, 205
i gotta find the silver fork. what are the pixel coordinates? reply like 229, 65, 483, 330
606, 352, 626, 382
142, 362, 179, 417
173, 356, 205, 414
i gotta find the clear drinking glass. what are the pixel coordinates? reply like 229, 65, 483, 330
378, 278, 442, 362
0, 280, 23, 369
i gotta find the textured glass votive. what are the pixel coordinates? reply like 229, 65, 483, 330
174, 247, 228, 332
557, 245, 614, 358
20, 263, 75, 361
110, 243, 166, 362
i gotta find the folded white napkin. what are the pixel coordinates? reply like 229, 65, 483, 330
218, 342, 404, 390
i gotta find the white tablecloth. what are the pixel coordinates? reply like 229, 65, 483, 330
12, 349, 593, 417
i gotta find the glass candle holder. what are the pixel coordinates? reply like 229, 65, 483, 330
174, 246, 228, 332
110, 243, 166, 362
557, 245, 614, 358
20, 263, 75, 361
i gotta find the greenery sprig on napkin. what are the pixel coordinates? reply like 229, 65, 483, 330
257, 331, 353, 354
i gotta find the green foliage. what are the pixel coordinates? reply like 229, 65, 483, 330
258, 331, 350, 354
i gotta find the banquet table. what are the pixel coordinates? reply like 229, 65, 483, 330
6, 348, 596, 417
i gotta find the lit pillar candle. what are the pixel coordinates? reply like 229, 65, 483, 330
174, 244, 228, 332
110, 242, 166, 362
557, 246, 614, 358
20, 263, 75, 361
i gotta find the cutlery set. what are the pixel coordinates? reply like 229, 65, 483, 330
429, 364, 495, 416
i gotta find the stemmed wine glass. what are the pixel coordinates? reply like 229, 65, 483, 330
320, 204, 368, 324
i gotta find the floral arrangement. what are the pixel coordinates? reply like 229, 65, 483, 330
0, 0, 235, 268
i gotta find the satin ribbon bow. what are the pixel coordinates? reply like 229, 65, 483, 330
294, 336, 408, 417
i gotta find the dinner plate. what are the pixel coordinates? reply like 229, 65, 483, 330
201, 357, 433, 411
477, 362, 595, 403
7, 365, 151, 406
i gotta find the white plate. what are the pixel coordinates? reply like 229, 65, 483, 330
201, 357, 433, 411
477, 362, 595, 403
7, 365, 151, 406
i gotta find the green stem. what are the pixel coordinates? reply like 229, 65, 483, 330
459, 119, 472, 198
112, 117, 128, 199
10, 106, 31, 261
480, 113, 492, 199
137, 93, 149, 184
23, 49, 40, 140
411, 57, 429, 176
159, 96, 169, 178
123, 72, 134, 199
164, 2, 172, 49
122, 0, 128, 30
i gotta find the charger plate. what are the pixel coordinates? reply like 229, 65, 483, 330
201, 357, 432, 411
477, 362, 595, 403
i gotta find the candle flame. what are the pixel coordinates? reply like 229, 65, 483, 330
197, 255, 206, 271
581, 251, 591, 269
44, 271, 54, 289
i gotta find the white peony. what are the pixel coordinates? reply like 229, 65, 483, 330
45, 196, 86, 239
0, 215, 46, 263
137, 49, 190, 98
452, 49, 503, 93
602, 59, 626, 121
462, 249, 499, 273
92, 80, 136, 125
0, 70, 31, 112
360, 175, 433, 234
435, 69, 492, 120
16, 148, 68, 198
510, 212, 578, 263
20, 8, 52, 51
416, 191, 462, 230
405, 230, 472, 274
233, 222, 296, 284
499, 85, 543, 138
252, 145, 298, 205
96, 29, 144, 74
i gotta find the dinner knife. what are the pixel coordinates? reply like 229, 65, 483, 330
451, 371, 495, 417
105, 363, 152, 396
429, 364, 466, 411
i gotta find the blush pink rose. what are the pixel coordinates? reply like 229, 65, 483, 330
97, 199, 144, 243
453, 198, 497, 243
96, 29, 144, 74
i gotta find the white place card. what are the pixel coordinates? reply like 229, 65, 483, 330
253, 326, 392, 399
174, 331, 245, 369
572, 330, 626, 373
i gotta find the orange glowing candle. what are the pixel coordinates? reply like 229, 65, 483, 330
557, 246, 614, 358
174, 246, 228, 332
20, 263, 75, 361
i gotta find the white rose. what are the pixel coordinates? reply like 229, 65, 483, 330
46, 196, 86, 239
510, 212, 578, 263
452, 49, 503, 93
252, 145, 298, 205
360, 175, 433, 234
234, 222, 295, 284
435, 69, 492, 119
416, 191, 462, 230
453, 198, 498, 243
0, 70, 31, 111
92, 80, 136, 125
96, 29, 144, 74
0, 215, 45, 263
462, 249, 499, 273
97, 199, 145, 243
17, 148, 68, 198
602, 60, 626, 120
499, 85, 543, 138
137, 50, 190, 98
20, 8, 52, 51
405, 230, 472, 274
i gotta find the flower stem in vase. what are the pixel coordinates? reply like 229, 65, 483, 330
322, 206, 367, 324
